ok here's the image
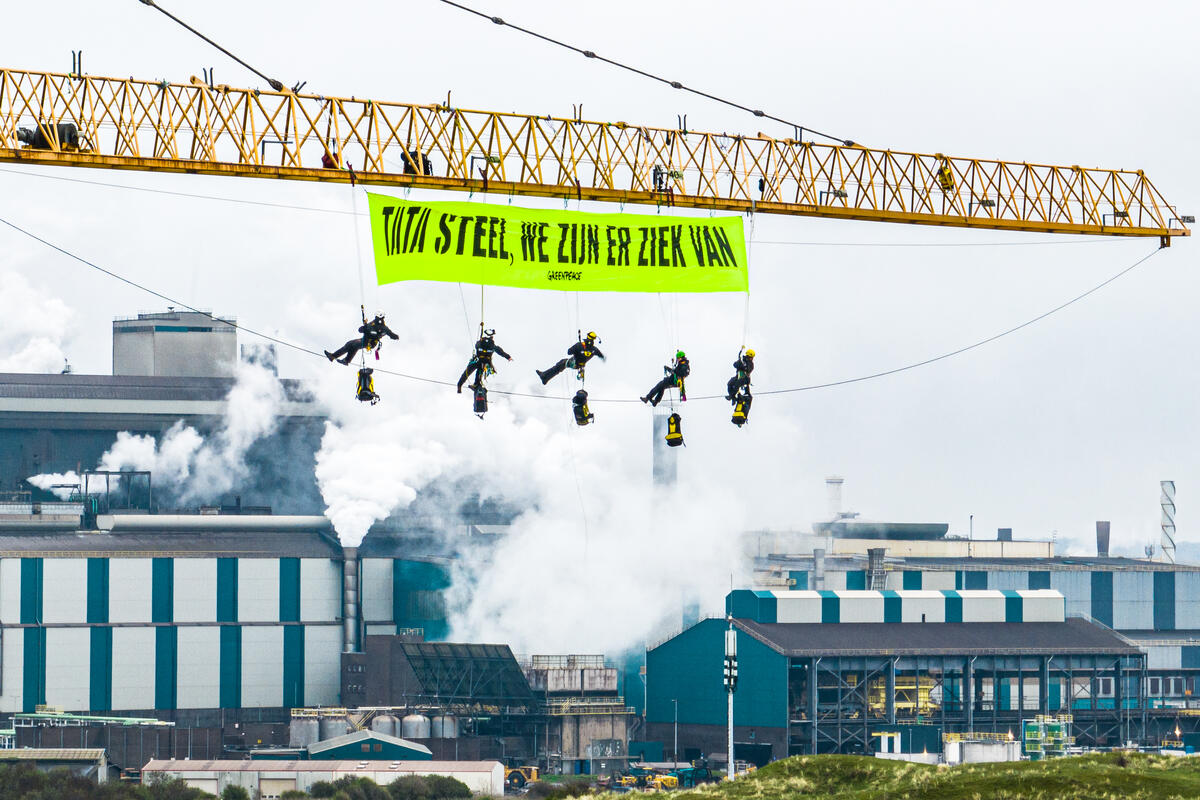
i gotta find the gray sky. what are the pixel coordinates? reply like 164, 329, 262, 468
2, 0, 1198, 555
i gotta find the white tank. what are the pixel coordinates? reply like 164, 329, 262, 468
371, 714, 399, 738
431, 714, 458, 738
319, 717, 350, 741
401, 714, 431, 739
289, 718, 320, 748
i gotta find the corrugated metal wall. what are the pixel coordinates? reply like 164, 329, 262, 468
0, 556, 343, 713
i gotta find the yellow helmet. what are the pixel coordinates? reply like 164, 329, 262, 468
745, 349, 755, 358
586, 331, 597, 340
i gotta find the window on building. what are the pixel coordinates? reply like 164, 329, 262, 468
1097, 677, 1114, 697
1170, 677, 1185, 696
374, 743, 383, 752
362, 744, 370, 752
1147, 677, 1162, 696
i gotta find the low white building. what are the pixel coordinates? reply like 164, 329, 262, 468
142, 759, 505, 798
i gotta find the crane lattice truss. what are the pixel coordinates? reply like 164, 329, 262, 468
0, 67, 1188, 242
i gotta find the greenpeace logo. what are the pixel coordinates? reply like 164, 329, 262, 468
547, 270, 582, 281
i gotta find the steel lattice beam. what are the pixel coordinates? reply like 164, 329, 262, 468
0, 67, 1189, 240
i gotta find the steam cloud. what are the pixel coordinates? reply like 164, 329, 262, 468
27, 362, 284, 504
0, 270, 74, 373
309, 363, 750, 653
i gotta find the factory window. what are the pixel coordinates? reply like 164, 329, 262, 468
374, 744, 382, 752
1097, 677, 1114, 697
1170, 677, 1185, 696
362, 743, 370, 752
1147, 677, 1162, 696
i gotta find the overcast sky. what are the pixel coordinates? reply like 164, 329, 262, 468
2, 0, 1198, 556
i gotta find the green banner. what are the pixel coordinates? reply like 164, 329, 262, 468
368, 194, 748, 293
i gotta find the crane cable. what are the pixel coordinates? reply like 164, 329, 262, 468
435, 0, 854, 146
136, 0, 285, 92
0, 212, 1163, 403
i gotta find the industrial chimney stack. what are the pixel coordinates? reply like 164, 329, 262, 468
826, 476, 844, 521
1161, 481, 1176, 564
1096, 521, 1110, 558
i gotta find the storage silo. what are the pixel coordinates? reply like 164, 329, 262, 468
370, 714, 399, 738
431, 714, 458, 738
289, 717, 320, 748
319, 717, 350, 741
401, 713, 431, 739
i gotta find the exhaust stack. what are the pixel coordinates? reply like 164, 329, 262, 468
1161, 481, 1176, 564
826, 476, 844, 520
343, 546, 360, 652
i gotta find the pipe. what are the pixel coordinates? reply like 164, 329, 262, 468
95, 514, 332, 532
343, 546, 360, 652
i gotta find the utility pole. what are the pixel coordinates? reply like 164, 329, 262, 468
724, 618, 738, 780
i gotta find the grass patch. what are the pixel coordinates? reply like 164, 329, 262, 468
591, 752, 1200, 800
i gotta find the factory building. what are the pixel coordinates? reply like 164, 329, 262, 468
647, 590, 1146, 757
111, 311, 238, 378
0, 515, 344, 715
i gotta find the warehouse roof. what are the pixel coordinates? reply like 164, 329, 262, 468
759, 553, 1200, 572
308, 729, 432, 758
0, 372, 321, 431
0, 372, 312, 403
0, 749, 106, 761
0, 529, 341, 558
734, 617, 1140, 657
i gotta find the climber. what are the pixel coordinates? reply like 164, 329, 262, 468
325, 314, 400, 365
537, 331, 605, 385
457, 329, 513, 393
725, 349, 755, 401
640, 351, 690, 407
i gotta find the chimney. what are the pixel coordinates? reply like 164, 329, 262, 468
826, 477, 844, 520
1162, 481, 1176, 564
813, 548, 826, 590
1096, 521, 1110, 558
997, 528, 1013, 542
867, 548, 886, 590
343, 546, 360, 652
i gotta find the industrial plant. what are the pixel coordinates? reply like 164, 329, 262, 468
0, 313, 1197, 794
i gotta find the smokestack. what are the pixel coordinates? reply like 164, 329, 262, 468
867, 548, 886, 590
652, 409, 677, 486
1095, 521, 1110, 558
997, 528, 1013, 542
343, 546, 360, 652
813, 548, 825, 590
826, 476, 844, 520
1161, 481, 1176, 564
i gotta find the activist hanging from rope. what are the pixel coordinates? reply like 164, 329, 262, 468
323, 167, 403, 405
365, 193, 750, 421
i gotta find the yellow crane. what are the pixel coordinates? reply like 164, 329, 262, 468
0, 66, 1189, 244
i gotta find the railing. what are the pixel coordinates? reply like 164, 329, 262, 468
0, 67, 1188, 240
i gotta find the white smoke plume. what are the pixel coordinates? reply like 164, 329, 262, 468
27, 361, 284, 504
26, 471, 82, 500
308, 353, 751, 653
0, 270, 74, 373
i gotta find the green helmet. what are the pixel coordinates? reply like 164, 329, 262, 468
675, 350, 686, 360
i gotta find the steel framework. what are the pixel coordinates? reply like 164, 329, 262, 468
0, 67, 1188, 242
788, 653, 1148, 754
